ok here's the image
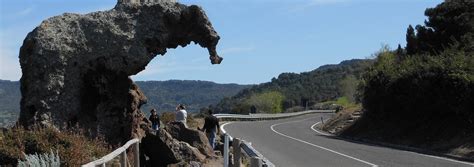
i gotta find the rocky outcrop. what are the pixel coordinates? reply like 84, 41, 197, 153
165, 122, 214, 157
140, 128, 206, 167
18, 0, 222, 144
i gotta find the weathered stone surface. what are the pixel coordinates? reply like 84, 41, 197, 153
18, 1, 221, 144
141, 128, 206, 167
165, 122, 214, 157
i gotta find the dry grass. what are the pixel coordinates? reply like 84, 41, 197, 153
160, 112, 176, 125
321, 105, 362, 134
187, 116, 204, 130
160, 112, 205, 130
0, 126, 111, 166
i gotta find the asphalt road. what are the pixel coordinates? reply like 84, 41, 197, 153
223, 113, 474, 167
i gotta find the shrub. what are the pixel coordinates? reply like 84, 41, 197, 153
244, 91, 285, 113
17, 150, 60, 167
0, 126, 111, 166
160, 112, 176, 125
355, 48, 474, 143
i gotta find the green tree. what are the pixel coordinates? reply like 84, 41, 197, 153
405, 0, 474, 55
406, 25, 417, 55
245, 91, 285, 113
339, 75, 358, 103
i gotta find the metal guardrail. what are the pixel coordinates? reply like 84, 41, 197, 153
215, 110, 333, 121
82, 138, 140, 167
217, 110, 333, 167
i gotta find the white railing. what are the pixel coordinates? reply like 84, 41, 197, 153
220, 128, 274, 167
82, 138, 140, 167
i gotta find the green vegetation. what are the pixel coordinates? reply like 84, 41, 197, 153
17, 150, 60, 167
321, 96, 359, 109
214, 59, 373, 114
0, 126, 111, 166
344, 0, 474, 154
0, 80, 20, 127
244, 91, 285, 114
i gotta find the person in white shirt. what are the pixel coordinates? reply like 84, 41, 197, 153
175, 104, 187, 128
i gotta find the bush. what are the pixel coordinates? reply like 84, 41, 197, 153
0, 126, 111, 166
244, 91, 285, 113
354, 49, 474, 143
160, 112, 176, 125
285, 106, 305, 113
17, 150, 60, 167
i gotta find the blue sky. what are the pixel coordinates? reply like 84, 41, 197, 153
0, 0, 443, 84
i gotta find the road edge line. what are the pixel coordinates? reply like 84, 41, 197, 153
270, 117, 378, 167
311, 120, 474, 166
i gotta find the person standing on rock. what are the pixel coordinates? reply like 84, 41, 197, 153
199, 109, 220, 149
175, 104, 188, 128
149, 109, 160, 130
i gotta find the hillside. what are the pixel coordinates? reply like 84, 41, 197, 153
136, 80, 250, 113
328, 0, 474, 159
0, 80, 249, 127
0, 80, 21, 127
213, 59, 374, 114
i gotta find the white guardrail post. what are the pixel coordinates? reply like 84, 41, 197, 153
120, 151, 127, 167
224, 134, 230, 167
233, 138, 241, 167
134, 142, 140, 167
250, 157, 263, 167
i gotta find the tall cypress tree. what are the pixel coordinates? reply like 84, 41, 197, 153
405, 25, 417, 55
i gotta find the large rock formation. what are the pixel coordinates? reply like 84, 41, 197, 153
141, 128, 208, 166
18, 1, 222, 144
165, 122, 214, 157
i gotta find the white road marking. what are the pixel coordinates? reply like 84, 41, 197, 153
220, 122, 232, 134
310, 119, 334, 136
310, 119, 474, 166
225, 116, 474, 167
270, 117, 378, 167
414, 153, 474, 166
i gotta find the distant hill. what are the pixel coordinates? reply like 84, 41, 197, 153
136, 80, 251, 113
213, 59, 374, 113
0, 80, 21, 127
0, 80, 249, 127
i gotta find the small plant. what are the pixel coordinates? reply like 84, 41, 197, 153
17, 150, 60, 167
0, 126, 111, 166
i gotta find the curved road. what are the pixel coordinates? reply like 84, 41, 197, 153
223, 113, 474, 167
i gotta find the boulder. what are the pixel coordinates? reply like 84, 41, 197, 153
18, 0, 222, 145
140, 128, 206, 167
165, 122, 215, 157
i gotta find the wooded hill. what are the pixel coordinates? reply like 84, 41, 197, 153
0, 80, 249, 127
213, 59, 374, 114
136, 80, 250, 113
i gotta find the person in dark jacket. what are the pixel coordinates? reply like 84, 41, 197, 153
199, 109, 220, 149
149, 109, 160, 130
